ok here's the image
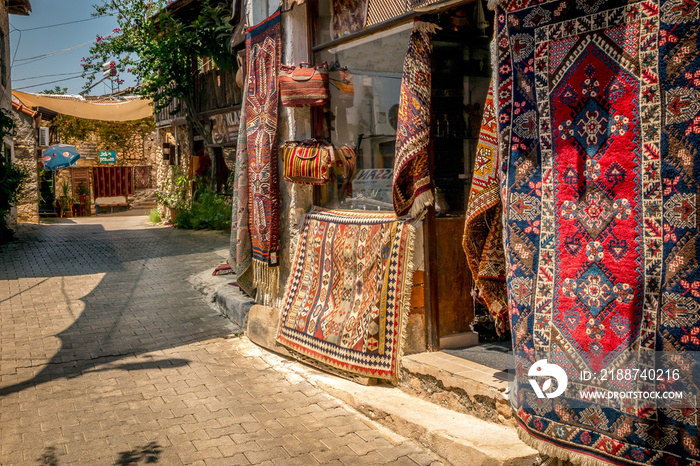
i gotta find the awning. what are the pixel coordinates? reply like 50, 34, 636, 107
12, 90, 154, 122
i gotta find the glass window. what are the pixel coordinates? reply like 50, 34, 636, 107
315, 24, 412, 211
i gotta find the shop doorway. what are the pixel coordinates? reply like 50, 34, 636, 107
38, 167, 56, 217
423, 3, 511, 368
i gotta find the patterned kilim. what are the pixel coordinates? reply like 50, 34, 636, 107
392, 20, 436, 219
92, 166, 133, 198
230, 75, 253, 296
135, 166, 150, 189
495, 0, 700, 464
276, 208, 415, 381
462, 84, 508, 335
245, 11, 281, 299
331, 0, 368, 39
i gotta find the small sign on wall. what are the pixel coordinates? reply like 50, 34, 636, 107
99, 150, 116, 164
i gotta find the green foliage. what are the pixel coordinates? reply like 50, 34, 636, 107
174, 185, 230, 231
148, 208, 161, 223
82, 0, 235, 143
52, 114, 155, 160
153, 167, 189, 209
0, 109, 23, 230
0, 108, 16, 139
0, 157, 29, 230
76, 182, 89, 196
58, 180, 74, 211
40, 86, 68, 95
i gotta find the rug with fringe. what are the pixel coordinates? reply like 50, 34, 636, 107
245, 10, 281, 298
276, 208, 414, 382
230, 71, 253, 296
392, 19, 436, 219
495, 0, 700, 464
462, 83, 508, 335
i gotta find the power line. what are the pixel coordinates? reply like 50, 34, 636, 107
10, 27, 21, 66
9, 16, 107, 33
15, 75, 85, 91
13, 72, 84, 82
14, 41, 94, 63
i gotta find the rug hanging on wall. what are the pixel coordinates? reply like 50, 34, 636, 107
462, 83, 508, 335
331, 0, 368, 39
135, 166, 150, 189
230, 74, 254, 297
495, 0, 700, 464
245, 10, 282, 301
392, 19, 438, 219
276, 208, 415, 382
93, 166, 133, 198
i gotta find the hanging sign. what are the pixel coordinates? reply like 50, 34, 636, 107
99, 150, 116, 164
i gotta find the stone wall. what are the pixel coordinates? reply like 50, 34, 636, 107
11, 109, 38, 223
50, 124, 160, 215
153, 125, 193, 221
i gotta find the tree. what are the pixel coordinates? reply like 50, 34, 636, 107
81, 0, 235, 178
39, 86, 68, 95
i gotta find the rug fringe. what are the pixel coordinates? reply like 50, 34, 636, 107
407, 190, 434, 220
487, 0, 503, 10
414, 20, 442, 34
252, 259, 280, 307
397, 222, 417, 383
517, 428, 614, 466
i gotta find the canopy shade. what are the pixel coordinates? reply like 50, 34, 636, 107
12, 91, 154, 122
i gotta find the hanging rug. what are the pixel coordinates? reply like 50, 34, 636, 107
495, 0, 700, 464
276, 208, 415, 382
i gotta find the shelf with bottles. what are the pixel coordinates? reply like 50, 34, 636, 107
434, 177, 470, 216
432, 113, 467, 139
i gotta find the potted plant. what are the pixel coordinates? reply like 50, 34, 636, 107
57, 180, 74, 218
76, 182, 90, 216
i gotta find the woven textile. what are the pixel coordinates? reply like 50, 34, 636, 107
92, 166, 133, 198
462, 84, 508, 335
392, 20, 436, 219
495, 1, 700, 464
230, 63, 253, 296
276, 208, 415, 381
245, 11, 282, 298
331, 0, 368, 39
135, 166, 150, 189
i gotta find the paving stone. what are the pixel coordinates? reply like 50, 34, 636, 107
0, 217, 441, 466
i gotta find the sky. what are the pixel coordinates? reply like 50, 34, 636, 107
9, 0, 137, 96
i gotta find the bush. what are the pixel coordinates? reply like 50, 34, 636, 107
0, 157, 29, 230
174, 187, 231, 231
148, 208, 161, 223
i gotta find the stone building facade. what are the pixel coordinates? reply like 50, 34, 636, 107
11, 102, 40, 223
1, 0, 31, 229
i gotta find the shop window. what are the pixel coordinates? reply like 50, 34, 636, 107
315, 23, 412, 210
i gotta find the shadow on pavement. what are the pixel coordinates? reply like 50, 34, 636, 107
37, 442, 164, 465
0, 220, 232, 397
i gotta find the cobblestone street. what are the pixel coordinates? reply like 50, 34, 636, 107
0, 215, 442, 465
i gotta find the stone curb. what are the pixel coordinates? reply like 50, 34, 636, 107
188, 268, 254, 330
244, 305, 540, 466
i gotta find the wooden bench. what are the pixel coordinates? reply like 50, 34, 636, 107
94, 196, 129, 215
